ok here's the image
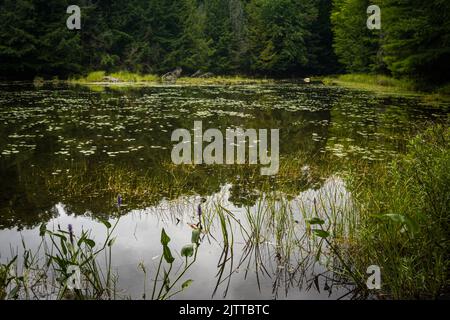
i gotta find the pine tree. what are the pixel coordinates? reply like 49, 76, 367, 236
381, 0, 450, 84
0, 0, 38, 78
331, 0, 382, 73
247, 0, 318, 75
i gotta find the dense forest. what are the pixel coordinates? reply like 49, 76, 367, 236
0, 0, 449, 84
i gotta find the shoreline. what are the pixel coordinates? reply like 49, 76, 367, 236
322, 74, 450, 104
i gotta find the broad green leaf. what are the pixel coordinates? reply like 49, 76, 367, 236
313, 229, 330, 238
108, 238, 116, 247
60, 238, 67, 255
52, 233, 67, 242
8, 285, 20, 299
308, 217, 325, 225
383, 214, 404, 223
163, 245, 175, 264
182, 279, 193, 289
163, 269, 171, 292
161, 228, 171, 246
181, 244, 194, 258
99, 218, 111, 229
84, 239, 96, 248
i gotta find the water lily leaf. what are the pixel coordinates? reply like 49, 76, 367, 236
313, 229, 330, 238
181, 244, 194, 258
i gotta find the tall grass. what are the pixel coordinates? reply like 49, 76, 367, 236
70, 71, 271, 85
70, 71, 159, 83
342, 124, 450, 299
109, 71, 159, 82
0, 219, 119, 300
0, 221, 200, 300
176, 76, 272, 85
84, 71, 106, 82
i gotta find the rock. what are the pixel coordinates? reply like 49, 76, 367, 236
303, 78, 311, 83
162, 67, 183, 82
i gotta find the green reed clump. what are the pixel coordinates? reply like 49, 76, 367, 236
0, 216, 120, 300
346, 124, 450, 299
0, 220, 200, 300
0, 258, 15, 299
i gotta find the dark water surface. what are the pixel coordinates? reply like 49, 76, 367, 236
0, 82, 447, 299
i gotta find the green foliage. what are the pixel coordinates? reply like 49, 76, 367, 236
85, 71, 106, 82
381, 0, 450, 84
331, 0, 383, 73
331, 0, 450, 85
348, 124, 450, 298
151, 228, 201, 300
1, 0, 448, 84
0, 0, 338, 78
247, 0, 319, 75
0, 220, 119, 300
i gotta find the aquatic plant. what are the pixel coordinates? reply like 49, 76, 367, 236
335, 124, 450, 299
150, 228, 200, 300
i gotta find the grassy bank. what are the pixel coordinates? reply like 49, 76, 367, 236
323, 74, 450, 103
69, 71, 272, 86
339, 124, 450, 299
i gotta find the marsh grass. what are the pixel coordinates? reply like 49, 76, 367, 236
323, 74, 450, 104
0, 218, 119, 300
109, 71, 159, 82
198, 179, 357, 298
0, 219, 201, 300
69, 71, 272, 86
176, 76, 272, 85
340, 124, 450, 299
70, 71, 159, 84
5, 125, 448, 299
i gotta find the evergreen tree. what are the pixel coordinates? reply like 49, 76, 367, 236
247, 0, 318, 75
381, 0, 450, 84
308, 0, 340, 74
0, 0, 38, 78
203, 0, 235, 73
331, 0, 382, 73
0, 0, 447, 83
34, 0, 84, 77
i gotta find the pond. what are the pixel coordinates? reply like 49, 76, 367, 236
0, 82, 448, 299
